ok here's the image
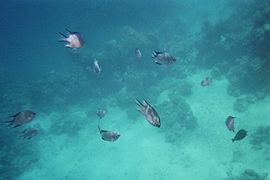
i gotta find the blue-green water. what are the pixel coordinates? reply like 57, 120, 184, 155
1, 0, 270, 179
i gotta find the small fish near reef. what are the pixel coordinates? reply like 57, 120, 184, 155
58, 28, 84, 49
98, 125, 120, 142
225, 116, 235, 132
135, 48, 142, 59
201, 77, 211, 87
151, 51, 176, 65
232, 129, 247, 142
93, 59, 101, 74
21, 128, 38, 139
5, 110, 36, 128
135, 98, 161, 128
96, 109, 106, 119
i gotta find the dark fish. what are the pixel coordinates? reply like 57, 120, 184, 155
98, 125, 120, 142
232, 129, 247, 142
5, 110, 36, 128
225, 116, 235, 132
201, 77, 211, 87
96, 109, 106, 119
151, 51, 176, 65
135, 98, 160, 128
21, 128, 38, 139
135, 48, 142, 59
58, 28, 84, 49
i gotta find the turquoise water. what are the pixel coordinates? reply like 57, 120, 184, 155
1, 0, 270, 179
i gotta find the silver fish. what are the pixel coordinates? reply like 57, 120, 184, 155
98, 125, 120, 142
5, 110, 36, 128
151, 51, 176, 65
94, 59, 101, 74
96, 109, 106, 119
135, 48, 142, 59
58, 28, 84, 49
201, 77, 211, 87
135, 99, 160, 128
225, 116, 235, 132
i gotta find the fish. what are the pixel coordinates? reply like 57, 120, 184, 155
58, 28, 84, 49
98, 125, 120, 142
201, 77, 211, 87
21, 128, 38, 139
5, 110, 36, 128
94, 59, 101, 74
135, 98, 160, 128
232, 129, 247, 142
225, 116, 235, 132
151, 51, 176, 65
135, 48, 142, 59
96, 109, 106, 119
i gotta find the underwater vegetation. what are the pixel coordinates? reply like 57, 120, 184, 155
195, 0, 270, 112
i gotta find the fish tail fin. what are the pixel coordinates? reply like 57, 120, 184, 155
9, 112, 20, 118
135, 98, 143, 107
232, 139, 235, 143
13, 124, 20, 128
59, 32, 67, 38
3, 119, 13, 127
143, 99, 150, 106
65, 28, 73, 34
152, 51, 157, 58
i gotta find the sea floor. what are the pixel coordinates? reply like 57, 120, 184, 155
17, 72, 270, 180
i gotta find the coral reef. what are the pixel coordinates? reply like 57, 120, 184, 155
159, 96, 198, 144
226, 56, 269, 97
250, 126, 270, 150
196, 0, 270, 102
233, 95, 258, 112
225, 169, 268, 180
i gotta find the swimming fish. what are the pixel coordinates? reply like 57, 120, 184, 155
96, 109, 106, 119
201, 77, 211, 87
135, 48, 142, 59
151, 51, 176, 65
98, 125, 120, 142
5, 110, 36, 128
58, 28, 84, 49
21, 128, 38, 139
135, 98, 161, 128
225, 116, 235, 132
94, 59, 101, 74
232, 129, 247, 142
